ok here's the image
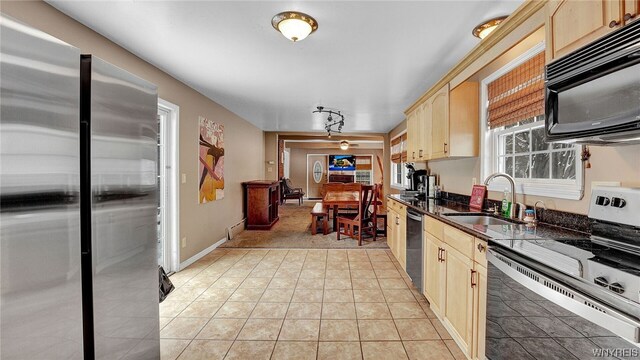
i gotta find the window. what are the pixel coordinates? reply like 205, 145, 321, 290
496, 115, 578, 180
390, 133, 409, 189
391, 162, 410, 189
481, 44, 583, 200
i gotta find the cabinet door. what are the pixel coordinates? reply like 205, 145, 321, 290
398, 216, 407, 270
448, 82, 478, 158
388, 210, 397, 259
387, 219, 394, 258
415, 104, 425, 160
406, 111, 418, 162
547, 0, 622, 60
473, 264, 488, 360
624, 0, 640, 23
444, 245, 474, 356
423, 233, 445, 315
422, 101, 432, 160
430, 84, 449, 159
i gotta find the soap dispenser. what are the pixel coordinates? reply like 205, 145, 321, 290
501, 188, 512, 218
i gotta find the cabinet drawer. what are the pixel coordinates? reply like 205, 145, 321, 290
474, 238, 488, 266
397, 204, 407, 217
424, 216, 443, 239
443, 225, 474, 259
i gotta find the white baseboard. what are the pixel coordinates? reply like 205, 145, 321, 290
179, 237, 226, 271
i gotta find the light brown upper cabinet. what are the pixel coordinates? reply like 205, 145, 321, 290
546, 0, 623, 61
406, 102, 430, 161
406, 110, 418, 162
405, 82, 478, 162
429, 82, 479, 160
429, 84, 450, 159
416, 102, 430, 160
419, 101, 432, 161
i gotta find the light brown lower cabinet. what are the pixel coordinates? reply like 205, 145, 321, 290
443, 244, 475, 356
386, 201, 407, 271
473, 264, 487, 360
397, 212, 407, 270
423, 232, 445, 315
422, 217, 488, 360
387, 208, 396, 260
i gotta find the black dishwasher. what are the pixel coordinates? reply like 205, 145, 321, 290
406, 208, 423, 293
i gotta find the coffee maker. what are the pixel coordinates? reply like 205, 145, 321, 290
406, 164, 428, 192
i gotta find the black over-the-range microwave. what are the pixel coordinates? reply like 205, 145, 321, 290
545, 19, 640, 145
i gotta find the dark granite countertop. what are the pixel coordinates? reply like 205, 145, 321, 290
388, 194, 590, 243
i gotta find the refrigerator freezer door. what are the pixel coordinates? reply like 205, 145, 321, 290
0, 15, 83, 359
86, 56, 160, 360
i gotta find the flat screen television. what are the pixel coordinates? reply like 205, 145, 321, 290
329, 155, 356, 171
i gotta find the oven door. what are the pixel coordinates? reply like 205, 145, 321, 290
546, 61, 640, 143
486, 248, 640, 359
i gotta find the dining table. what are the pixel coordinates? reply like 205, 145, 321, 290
322, 190, 358, 231
322, 190, 381, 232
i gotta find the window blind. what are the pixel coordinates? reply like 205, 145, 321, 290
391, 133, 407, 163
487, 52, 545, 129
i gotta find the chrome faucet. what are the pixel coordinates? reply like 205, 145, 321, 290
534, 200, 547, 225
484, 172, 516, 219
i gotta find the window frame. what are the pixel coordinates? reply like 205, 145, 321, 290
480, 42, 584, 200
390, 131, 409, 190
390, 161, 408, 190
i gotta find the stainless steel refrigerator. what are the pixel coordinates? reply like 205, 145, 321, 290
0, 14, 160, 359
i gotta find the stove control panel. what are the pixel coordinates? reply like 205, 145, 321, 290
589, 187, 640, 227
587, 259, 638, 304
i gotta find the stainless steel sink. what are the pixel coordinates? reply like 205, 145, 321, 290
442, 213, 515, 226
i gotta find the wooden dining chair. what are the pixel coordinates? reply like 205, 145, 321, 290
337, 184, 377, 246
322, 182, 356, 219
373, 183, 387, 237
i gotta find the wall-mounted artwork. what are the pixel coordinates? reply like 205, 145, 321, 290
199, 116, 224, 203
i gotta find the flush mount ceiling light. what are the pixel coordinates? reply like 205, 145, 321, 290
340, 141, 349, 150
271, 11, 318, 42
313, 106, 345, 138
472, 16, 508, 39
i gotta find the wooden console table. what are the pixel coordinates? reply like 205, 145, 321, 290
329, 174, 354, 183
243, 180, 279, 230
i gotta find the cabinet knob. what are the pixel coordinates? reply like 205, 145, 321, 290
412, 151, 416, 159
419, 149, 423, 157
470, 269, 477, 287
443, 143, 448, 154
624, 13, 636, 21
594, 277, 608, 287
477, 243, 486, 253
609, 19, 620, 28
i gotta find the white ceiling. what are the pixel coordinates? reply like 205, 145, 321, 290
47, 0, 523, 133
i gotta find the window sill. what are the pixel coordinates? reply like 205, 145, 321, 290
390, 184, 406, 191
486, 181, 584, 200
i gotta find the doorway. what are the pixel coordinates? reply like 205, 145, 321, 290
306, 154, 328, 199
283, 148, 290, 179
157, 99, 180, 273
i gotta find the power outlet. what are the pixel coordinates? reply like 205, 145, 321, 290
181, 237, 187, 248
472, 177, 477, 186
181, 174, 187, 184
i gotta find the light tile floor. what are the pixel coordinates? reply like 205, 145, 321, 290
161, 248, 466, 360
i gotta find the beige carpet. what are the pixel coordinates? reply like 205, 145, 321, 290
221, 201, 388, 249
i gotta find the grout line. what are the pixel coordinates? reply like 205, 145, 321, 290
168, 248, 423, 360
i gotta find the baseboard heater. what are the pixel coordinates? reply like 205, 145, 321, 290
227, 219, 246, 240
